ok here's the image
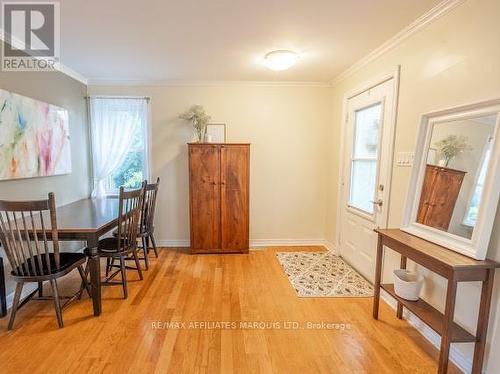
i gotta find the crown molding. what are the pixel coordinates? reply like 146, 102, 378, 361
55, 63, 88, 85
87, 79, 332, 88
330, 0, 467, 86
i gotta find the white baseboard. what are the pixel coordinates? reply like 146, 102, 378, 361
155, 239, 190, 247
155, 238, 337, 253
380, 290, 472, 373
322, 240, 337, 252
250, 239, 336, 252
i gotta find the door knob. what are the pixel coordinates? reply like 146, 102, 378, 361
370, 199, 383, 207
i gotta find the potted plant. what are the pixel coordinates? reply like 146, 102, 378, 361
434, 135, 471, 167
179, 105, 211, 142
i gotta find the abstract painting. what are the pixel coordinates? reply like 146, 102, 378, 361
0, 88, 71, 180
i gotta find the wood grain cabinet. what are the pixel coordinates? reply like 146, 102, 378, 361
188, 143, 250, 254
416, 164, 466, 231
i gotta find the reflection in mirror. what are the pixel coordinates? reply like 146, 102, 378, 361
416, 114, 496, 239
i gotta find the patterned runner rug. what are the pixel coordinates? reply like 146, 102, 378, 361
276, 252, 373, 297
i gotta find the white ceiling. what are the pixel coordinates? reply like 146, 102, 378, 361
60, 0, 444, 83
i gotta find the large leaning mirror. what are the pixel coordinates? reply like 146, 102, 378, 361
402, 99, 500, 260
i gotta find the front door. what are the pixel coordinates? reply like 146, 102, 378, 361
339, 78, 396, 281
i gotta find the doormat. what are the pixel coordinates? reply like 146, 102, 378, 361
276, 252, 373, 297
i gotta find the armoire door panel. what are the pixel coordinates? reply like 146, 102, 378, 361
189, 145, 221, 250
416, 166, 438, 224
416, 165, 465, 231
426, 168, 465, 230
221, 145, 249, 251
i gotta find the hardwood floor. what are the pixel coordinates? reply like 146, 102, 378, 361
0, 247, 460, 373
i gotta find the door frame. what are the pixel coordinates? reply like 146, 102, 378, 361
335, 67, 401, 251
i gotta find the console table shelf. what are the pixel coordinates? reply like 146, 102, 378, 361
373, 229, 499, 374
381, 284, 476, 343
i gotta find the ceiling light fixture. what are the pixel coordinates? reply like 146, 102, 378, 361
263, 50, 299, 71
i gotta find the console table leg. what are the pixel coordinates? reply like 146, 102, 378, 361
472, 269, 495, 374
373, 235, 384, 320
397, 255, 407, 319
438, 277, 458, 374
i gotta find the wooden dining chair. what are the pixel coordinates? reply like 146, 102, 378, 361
139, 177, 160, 269
111, 178, 160, 270
0, 193, 90, 329
84, 185, 145, 299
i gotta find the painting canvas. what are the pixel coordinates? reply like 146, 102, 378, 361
0, 89, 71, 180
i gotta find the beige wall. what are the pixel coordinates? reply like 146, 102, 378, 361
88, 84, 332, 245
326, 0, 500, 371
0, 59, 90, 296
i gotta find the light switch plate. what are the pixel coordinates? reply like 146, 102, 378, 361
396, 152, 414, 167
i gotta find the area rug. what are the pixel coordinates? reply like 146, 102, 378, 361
276, 252, 373, 297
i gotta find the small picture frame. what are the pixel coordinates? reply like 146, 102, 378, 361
205, 124, 226, 143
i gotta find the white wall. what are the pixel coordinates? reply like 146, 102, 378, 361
87, 84, 332, 246
326, 0, 500, 371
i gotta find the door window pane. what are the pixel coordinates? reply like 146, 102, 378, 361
353, 104, 381, 158
350, 160, 377, 213
348, 103, 382, 214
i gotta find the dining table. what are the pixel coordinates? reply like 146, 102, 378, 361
0, 198, 120, 318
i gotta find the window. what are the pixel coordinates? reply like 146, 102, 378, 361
107, 121, 147, 192
348, 103, 382, 214
89, 97, 149, 198
463, 137, 492, 227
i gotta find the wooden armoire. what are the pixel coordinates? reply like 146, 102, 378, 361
188, 143, 250, 254
416, 164, 466, 231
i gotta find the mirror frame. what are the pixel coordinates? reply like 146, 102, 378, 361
402, 99, 500, 260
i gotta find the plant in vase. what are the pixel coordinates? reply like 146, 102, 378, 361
179, 105, 211, 142
434, 135, 471, 167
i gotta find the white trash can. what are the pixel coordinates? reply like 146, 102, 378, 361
393, 269, 424, 301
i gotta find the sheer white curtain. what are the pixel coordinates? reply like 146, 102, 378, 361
89, 97, 148, 198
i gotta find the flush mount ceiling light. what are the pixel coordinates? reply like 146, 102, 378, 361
263, 50, 299, 71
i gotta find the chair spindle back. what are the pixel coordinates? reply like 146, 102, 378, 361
116, 185, 145, 252
0, 193, 60, 277
141, 177, 160, 234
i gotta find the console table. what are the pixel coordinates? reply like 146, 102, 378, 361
373, 229, 499, 374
